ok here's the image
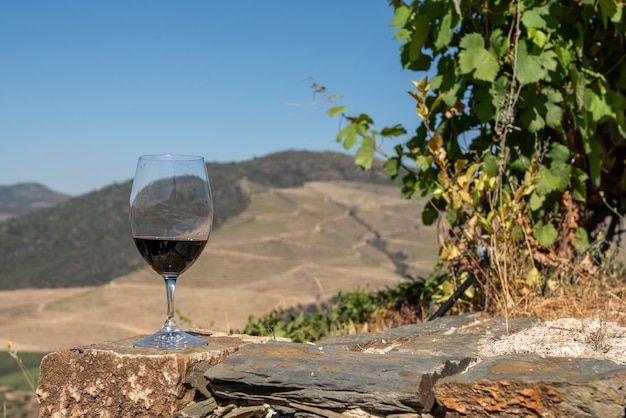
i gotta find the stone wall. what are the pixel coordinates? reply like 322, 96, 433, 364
37, 313, 626, 417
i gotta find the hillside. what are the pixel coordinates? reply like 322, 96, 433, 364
0, 180, 438, 351
0, 151, 393, 290
0, 183, 70, 221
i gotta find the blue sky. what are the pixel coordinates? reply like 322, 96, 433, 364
1, 2, 419, 196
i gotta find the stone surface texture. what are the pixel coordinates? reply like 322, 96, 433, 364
37, 332, 282, 417
205, 342, 472, 414
434, 355, 626, 418
37, 314, 626, 417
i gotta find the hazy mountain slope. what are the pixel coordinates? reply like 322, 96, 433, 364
0, 151, 393, 290
0, 180, 438, 352
0, 183, 70, 221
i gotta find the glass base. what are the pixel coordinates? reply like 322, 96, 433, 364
133, 329, 208, 349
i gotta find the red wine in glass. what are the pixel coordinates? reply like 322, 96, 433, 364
129, 154, 213, 348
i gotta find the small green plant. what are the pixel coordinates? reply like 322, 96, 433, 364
5, 342, 36, 392
241, 279, 436, 342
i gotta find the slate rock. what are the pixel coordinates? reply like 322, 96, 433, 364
175, 397, 218, 418
222, 404, 270, 418
434, 354, 626, 417
321, 312, 540, 358
205, 341, 474, 415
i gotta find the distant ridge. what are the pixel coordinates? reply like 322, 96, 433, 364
0, 182, 70, 220
207, 150, 391, 226
0, 150, 393, 290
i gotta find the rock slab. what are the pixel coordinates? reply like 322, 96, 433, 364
36, 314, 626, 417
434, 354, 626, 417
37, 333, 248, 417
205, 341, 473, 414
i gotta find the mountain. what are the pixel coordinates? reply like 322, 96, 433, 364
0, 151, 394, 290
0, 183, 70, 221
0, 177, 438, 352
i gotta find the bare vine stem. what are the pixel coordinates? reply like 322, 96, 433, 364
490, 1, 524, 333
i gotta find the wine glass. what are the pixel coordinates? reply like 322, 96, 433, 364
129, 154, 213, 348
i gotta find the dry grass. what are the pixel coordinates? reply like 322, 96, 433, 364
529, 286, 626, 326
509, 240, 626, 326
335, 234, 626, 338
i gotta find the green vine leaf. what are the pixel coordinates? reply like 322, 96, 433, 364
516, 41, 557, 85
337, 123, 358, 150
590, 90, 617, 123
458, 33, 499, 82
383, 157, 400, 179
535, 166, 560, 195
598, 0, 620, 24
529, 28, 549, 48
422, 199, 439, 226
549, 162, 571, 192
520, 106, 546, 133
472, 85, 495, 123
571, 168, 589, 202
520, 4, 551, 29
543, 88, 564, 129
547, 143, 570, 164
488, 29, 506, 57
391, 4, 410, 29
553, 43, 573, 71
327, 105, 346, 118
515, 41, 543, 85
355, 137, 375, 170
380, 124, 407, 138
483, 154, 498, 176
533, 220, 558, 248
529, 192, 545, 211
573, 228, 590, 252
433, 7, 456, 50
522, 7, 547, 29
409, 15, 431, 62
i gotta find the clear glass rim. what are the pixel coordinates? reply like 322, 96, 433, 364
138, 154, 205, 162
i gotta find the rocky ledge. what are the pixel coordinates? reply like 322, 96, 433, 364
37, 313, 626, 417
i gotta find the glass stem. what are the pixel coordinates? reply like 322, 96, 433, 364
163, 275, 180, 331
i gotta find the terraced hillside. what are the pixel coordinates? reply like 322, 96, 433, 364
0, 150, 392, 290
0, 181, 438, 352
